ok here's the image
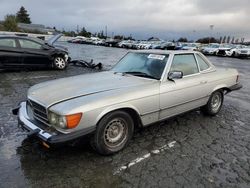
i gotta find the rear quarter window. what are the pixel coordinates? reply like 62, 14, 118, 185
196, 54, 210, 71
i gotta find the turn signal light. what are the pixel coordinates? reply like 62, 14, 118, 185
66, 113, 82, 129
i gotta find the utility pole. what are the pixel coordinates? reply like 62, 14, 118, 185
77, 25, 79, 34
209, 25, 214, 44
105, 25, 107, 38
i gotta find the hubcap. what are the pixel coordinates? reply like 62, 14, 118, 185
104, 118, 128, 148
55, 57, 65, 69
211, 93, 222, 112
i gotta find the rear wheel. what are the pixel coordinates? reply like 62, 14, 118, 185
201, 90, 224, 116
54, 56, 67, 70
91, 111, 134, 155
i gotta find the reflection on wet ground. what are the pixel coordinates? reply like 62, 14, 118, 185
0, 44, 250, 187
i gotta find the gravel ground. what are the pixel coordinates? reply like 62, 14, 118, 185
0, 43, 250, 188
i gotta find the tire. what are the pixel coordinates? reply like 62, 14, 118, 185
201, 90, 224, 116
232, 51, 235, 57
91, 111, 134, 155
54, 56, 67, 70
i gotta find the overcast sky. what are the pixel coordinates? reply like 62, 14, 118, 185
0, 0, 249, 40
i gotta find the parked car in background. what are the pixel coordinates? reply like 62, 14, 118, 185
159, 42, 175, 50
216, 44, 234, 56
118, 40, 135, 48
227, 45, 247, 57
14, 50, 242, 155
182, 43, 200, 51
174, 42, 183, 50
137, 41, 152, 49
235, 46, 250, 58
104, 38, 120, 47
0, 34, 69, 70
202, 43, 220, 55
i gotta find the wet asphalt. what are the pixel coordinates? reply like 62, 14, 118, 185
0, 43, 250, 188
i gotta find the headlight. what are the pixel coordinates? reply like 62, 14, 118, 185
49, 112, 58, 125
48, 111, 82, 129
64, 54, 69, 61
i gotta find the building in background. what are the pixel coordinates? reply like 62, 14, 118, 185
17, 23, 55, 34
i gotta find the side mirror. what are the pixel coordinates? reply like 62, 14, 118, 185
168, 71, 183, 80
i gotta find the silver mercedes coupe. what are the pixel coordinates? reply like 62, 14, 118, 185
14, 50, 242, 155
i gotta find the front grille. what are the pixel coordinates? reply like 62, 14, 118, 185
28, 100, 48, 122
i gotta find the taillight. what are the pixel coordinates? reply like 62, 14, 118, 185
236, 75, 239, 83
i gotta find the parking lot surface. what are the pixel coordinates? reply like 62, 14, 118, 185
0, 44, 250, 188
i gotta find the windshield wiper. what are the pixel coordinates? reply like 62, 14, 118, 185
123, 71, 158, 80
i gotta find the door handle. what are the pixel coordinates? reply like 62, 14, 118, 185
200, 81, 207, 84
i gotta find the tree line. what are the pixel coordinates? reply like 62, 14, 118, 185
1, 6, 31, 32
177, 36, 245, 44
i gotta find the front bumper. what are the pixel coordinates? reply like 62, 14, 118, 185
15, 102, 95, 145
237, 54, 250, 58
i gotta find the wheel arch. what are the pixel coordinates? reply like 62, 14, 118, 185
52, 52, 66, 59
95, 105, 143, 129
52, 53, 68, 69
212, 84, 230, 94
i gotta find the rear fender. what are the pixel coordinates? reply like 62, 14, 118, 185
212, 84, 228, 93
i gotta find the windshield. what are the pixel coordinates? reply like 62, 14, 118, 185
211, 44, 219, 48
220, 44, 233, 48
112, 52, 169, 80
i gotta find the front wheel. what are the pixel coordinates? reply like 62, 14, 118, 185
201, 90, 224, 116
91, 111, 134, 155
54, 56, 67, 70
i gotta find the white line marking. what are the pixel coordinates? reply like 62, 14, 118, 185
168, 141, 176, 148
113, 141, 177, 175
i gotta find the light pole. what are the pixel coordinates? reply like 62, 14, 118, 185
209, 25, 214, 44
105, 25, 107, 38
193, 30, 196, 42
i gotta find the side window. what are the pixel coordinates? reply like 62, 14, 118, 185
196, 54, 209, 71
19, 39, 42, 49
0, 38, 16, 48
170, 54, 199, 76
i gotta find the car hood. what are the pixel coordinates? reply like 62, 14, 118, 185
240, 48, 250, 51
204, 47, 218, 51
28, 71, 156, 108
218, 47, 232, 50
54, 44, 68, 52
47, 34, 63, 46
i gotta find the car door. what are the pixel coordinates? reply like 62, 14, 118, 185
18, 39, 51, 68
159, 53, 209, 120
0, 38, 23, 68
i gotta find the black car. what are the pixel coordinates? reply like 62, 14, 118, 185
0, 34, 69, 70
